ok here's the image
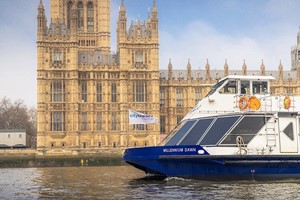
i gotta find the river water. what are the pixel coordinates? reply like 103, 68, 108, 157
1, 166, 300, 199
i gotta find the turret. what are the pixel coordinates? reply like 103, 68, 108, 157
117, 0, 127, 51
151, 0, 158, 38
37, 0, 47, 41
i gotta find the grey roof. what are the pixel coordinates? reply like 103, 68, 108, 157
0, 129, 26, 133
128, 20, 151, 38
47, 20, 69, 36
78, 51, 119, 66
159, 69, 298, 82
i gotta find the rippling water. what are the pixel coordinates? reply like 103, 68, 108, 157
1, 166, 300, 199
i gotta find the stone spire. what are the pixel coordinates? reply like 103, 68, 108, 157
168, 58, 173, 81
187, 59, 192, 81
242, 59, 247, 75
260, 59, 265, 76
278, 60, 284, 83
37, 0, 47, 41
205, 59, 211, 83
224, 59, 229, 77
151, 0, 158, 38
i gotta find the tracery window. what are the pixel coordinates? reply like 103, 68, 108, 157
81, 81, 87, 102
135, 50, 143, 64
67, 1, 73, 29
96, 82, 102, 102
112, 112, 117, 131
176, 88, 184, 108
111, 83, 117, 102
77, 2, 84, 30
160, 88, 165, 108
53, 49, 62, 64
50, 111, 65, 131
133, 80, 147, 102
50, 80, 65, 102
195, 87, 201, 104
81, 112, 87, 131
87, 2, 94, 31
96, 112, 102, 131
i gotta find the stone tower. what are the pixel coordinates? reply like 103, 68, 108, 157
37, 0, 159, 155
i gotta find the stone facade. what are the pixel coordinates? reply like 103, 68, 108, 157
37, 0, 159, 155
37, 0, 300, 155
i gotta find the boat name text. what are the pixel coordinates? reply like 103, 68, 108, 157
163, 148, 197, 153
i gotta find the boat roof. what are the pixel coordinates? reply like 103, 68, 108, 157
219, 75, 275, 82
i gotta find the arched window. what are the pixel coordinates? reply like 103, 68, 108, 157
67, 1, 73, 29
87, 2, 94, 31
77, 1, 84, 30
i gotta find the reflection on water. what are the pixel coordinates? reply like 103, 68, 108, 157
1, 166, 300, 199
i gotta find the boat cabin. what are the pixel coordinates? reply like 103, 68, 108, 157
207, 75, 274, 97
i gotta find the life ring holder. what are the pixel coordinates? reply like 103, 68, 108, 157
239, 96, 249, 110
284, 96, 291, 110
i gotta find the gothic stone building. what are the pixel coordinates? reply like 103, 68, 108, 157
37, 0, 159, 155
37, 0, 300, 155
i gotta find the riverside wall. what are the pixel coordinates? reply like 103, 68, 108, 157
0, 148, 125, 168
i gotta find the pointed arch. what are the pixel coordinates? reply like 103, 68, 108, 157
77, 1, 84, 30
67, 1, 73, 29
87, 1, 94, 31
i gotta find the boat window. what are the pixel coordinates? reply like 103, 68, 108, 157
179, 118, 214, 145
283, 122, 294, 141
221, 116, 267, 145
165, 120, 197, 146
241, 80, 250, 95
252, 81, 268, 94
199, 116, 240, 145
205, 79, 226, 97
219, 80, 237, 94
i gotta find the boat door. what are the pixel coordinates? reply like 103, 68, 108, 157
279, 116, 298, 153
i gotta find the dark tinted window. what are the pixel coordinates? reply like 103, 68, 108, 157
165, 120, 196, 146
179, 118, 214, 145
206, 79, 226, 97
221, 116, 266, 145
283, 122, 294, 140
199, 116, 240, 145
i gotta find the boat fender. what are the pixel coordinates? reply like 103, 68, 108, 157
283, 96, 291, 110
239, 96, 248, 110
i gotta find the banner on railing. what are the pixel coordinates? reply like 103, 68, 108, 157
128, 109, 158, 125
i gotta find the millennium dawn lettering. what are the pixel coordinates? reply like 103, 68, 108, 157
163, 148, 197, 153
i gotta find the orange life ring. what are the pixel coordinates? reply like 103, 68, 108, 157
239, 96, 248, 110
284, 96, 291, 110
248, 96, 261, 110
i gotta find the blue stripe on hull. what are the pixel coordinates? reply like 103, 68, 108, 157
123, 145, 300, 180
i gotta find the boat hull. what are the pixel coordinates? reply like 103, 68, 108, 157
123, 145, 300, 180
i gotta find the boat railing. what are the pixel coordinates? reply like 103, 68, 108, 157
234, 93, 296, 113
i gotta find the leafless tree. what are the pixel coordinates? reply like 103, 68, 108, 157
0, 97, 37, 147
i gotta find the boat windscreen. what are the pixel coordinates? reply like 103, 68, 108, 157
220, 116, 267, 145
205, 79, 226, 97
179, 118, 214, 145
199, 116, 240, 145
165, 120, 197, 146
